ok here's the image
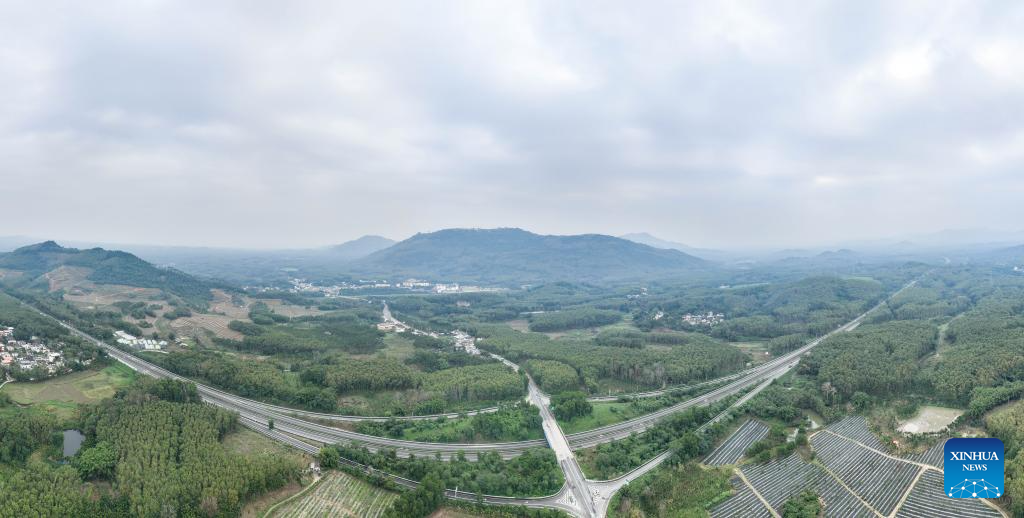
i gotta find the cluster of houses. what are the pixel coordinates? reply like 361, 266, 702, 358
114, 330, 166, 351
0, 326, 67, 376
283, 278, 504, 297
681, 311, 726, 327
452, 330, 481, 355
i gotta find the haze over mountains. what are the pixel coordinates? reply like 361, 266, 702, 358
347, 228, 707, 284
2, 227, 1023, 287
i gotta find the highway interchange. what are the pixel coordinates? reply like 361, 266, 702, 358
19, 277, 919, 517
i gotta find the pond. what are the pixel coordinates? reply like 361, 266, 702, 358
63, 429, 85, 457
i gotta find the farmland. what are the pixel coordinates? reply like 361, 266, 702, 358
703, 419, 769, 466
711, 416, 1006, 517
0, 363, 136, 418
269, 471, 397, 518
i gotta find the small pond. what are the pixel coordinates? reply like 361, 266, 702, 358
63, 429, 85, 457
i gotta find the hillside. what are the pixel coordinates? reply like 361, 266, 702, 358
329, 235, 396, 259
349, 228, 708, 284
0, 241, 217, 303
619, 232, 733, 261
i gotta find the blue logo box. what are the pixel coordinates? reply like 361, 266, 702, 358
944, 438, 1004, 499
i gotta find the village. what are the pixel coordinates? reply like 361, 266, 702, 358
285, 277, 504, 296
0, 326, 69, 379
113, 330, 167, 351
681, 311, 726, 327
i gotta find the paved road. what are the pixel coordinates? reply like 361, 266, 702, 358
16, 276, 916, 461
16, 303, 547, 459
13, 277, 920, 517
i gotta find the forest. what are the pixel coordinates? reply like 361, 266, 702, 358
527, 307, 623, 332
329, 444, 564, 498
0, 379, 301, 517
477, 325, 746, 393
355, 402, 542, 442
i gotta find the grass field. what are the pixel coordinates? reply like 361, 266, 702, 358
380, 333, 416, 361
227, 428, 314, 518
269, 471, 397, 518
0, 364, 136, 418
557, 402, 636, 434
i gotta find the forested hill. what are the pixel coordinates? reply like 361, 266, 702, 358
349, 228, 710, 284
329, 234, 396, 259
0, 241, 219, 303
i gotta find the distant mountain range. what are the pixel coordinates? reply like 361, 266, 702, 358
329, 235, 396, 260
618, 232, 734, 261
0, 241, 218, 303
349, 228, 708, 284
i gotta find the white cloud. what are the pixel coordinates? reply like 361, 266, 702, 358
0, 0, 1023, 248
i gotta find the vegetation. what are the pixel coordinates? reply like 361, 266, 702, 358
782, 490, 821, 518
799, 320, 937, 400
272, 471, 397, 518
551, 391, 593, 421
355, 402, 542, 442
0, 378, 302, 517
345, 228, 706, 285
528, 308, 623, 332
0, 241, 219, 305
479, 326, 745, 393
384, 471, 445, 518
578, 399, 736, 479
525, 360, 580, 393
608, 463, 732, 518
745, 423, 799, 463
333, 445, 564, 497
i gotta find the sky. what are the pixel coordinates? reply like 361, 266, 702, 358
2, 0, 1024, 250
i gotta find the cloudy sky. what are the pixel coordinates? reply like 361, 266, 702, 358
2, 1, 1023, 249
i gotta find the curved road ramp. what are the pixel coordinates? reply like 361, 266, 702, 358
704, 419, 770, 466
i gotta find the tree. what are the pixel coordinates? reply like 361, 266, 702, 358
268, 418, 275, 430
551, 391, 592, 421
72, 441, 117, 479
318, 446, 341, 469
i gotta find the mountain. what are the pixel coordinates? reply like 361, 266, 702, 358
329, 235, 396, 260
0, 241, 218, 303
350, 228, 709, 284
619, 232, 731, 261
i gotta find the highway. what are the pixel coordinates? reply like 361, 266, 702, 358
16, 277, 916, 461
14, 277, 919, 517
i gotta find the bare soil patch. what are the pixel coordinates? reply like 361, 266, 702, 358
898, 405, 963, 434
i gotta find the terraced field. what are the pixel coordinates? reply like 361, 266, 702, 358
810, 431, 920, 515
740, 453, 874, 517
709, 477, 773, 518
905, 438, 946, 469
896, 470, 1002, 518
704, 419, 769, 466
826, 415, 886, 451
271, 471, 397, 518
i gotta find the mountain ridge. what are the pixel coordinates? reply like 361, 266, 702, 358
350, 228, 709, 284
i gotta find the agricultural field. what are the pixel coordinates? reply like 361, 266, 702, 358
710, 415, 995, 517
703, 419, 769, 466
226, 428, 315, 518
729, 341, 773, 366
710, 477, 773, 518
896, 470, 1002, 518
171, 311, 243, 340
47, 266, 164, 307
0, 363, 136, 418
269, 471, 397, 518
725, 453, 873, 517
809, 430, 920, 515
